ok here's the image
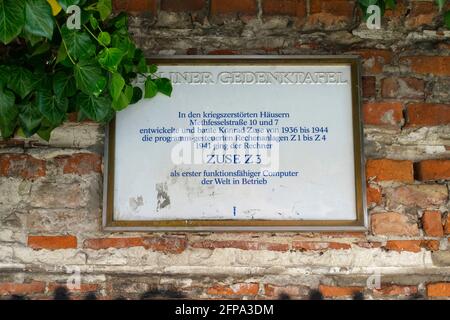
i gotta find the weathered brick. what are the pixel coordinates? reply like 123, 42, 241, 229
55, 153, 102, 175
262, 0, 306, 17
415, 160, 450, 181
310, 0, 354, 16
422, 211, 444, 237
366, 159, 413, 182
307, 0, 354, 28
47, 282, 99, 293
381, 77, 424, 99
371, 212, 419, 236
400, 56, 450, 77
29, 181, 86, 209
445, 214, 450, 235
386, 184, 448, 209
0, 281, 45, 296
384, 240, 422, 253
142, 236, 187, 254
350, 49, 393, 74
0, 154, 46, 180
427, 282, 450, 297
319, 285, 363, 297
367, 185, 382, 206
406, 103, 450, 127
84, 237, 145, 249
362, 76, 376, 98
373, 285, 418, 297
207, 283, 259, 296
210, 0, 257, 15
292, 241, 351, 251
28, 235, 77, 250
161, 0, 206, 12
422, 240, 440, 251
112, 0, 157, 15
84, 236, 187, 253
264, 284, 308, 297
363, 102, 404, 127
405, 2, 439, 29
190, 240, 288, 251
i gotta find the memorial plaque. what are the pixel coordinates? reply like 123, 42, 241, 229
103, 56, 367, 231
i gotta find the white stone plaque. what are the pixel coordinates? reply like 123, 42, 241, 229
103, 56, 366, 231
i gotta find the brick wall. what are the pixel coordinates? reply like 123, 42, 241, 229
0, 0, 450, 300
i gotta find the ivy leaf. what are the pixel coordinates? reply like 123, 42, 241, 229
61, 25, 96, 60
57, 0, 80, 11
109, 72, 125, 101
0, 0, 25, 44
112, 84, 133, 111
74, 60, 107, 96
0, 65, 10, 87
76, 93, 112, 122
385, 0, 396, 10
98, 47, 125, 72
445, 10, 450, 29
18, 103, 42, 137
0, 86, 18, 138
130, 86, 142, 104
8, 66, 37, 99
148, 64, 157, 73
53, 71, 76, 99
36, 89, 68, 125
97, 0, 112, 21
37, 118, 56, 141
436, 0, 446, 11
21, 29, 43, 46
24, 0, 54, 39
144, 78, 158, 98
98, 31, 110, 46
155, 78, 173, 97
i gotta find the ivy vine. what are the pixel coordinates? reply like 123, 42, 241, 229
358, 0, 450, 28
0, 0, 172, 140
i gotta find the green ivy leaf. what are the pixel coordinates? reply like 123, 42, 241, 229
0, 65, 10, 87
144, 78, 158, 98
18, 103, 42, 137
53, 70, 76, 99
98, 31, 111, 46
98, 47, 125, 72
37, 118, 56, 141
112, 84, 133, 111
21, 29, 43, 46
76, 93, 112, 122
109, 72, 125, 101
130, 86, 142, 104
0, 0, 25, 44
0, 86, 18, 138
445, 10, 450, 28
436, 0, 446, 11
8, 66, 37, 99
74, 60, 107, 96
57, 0, 80, 11
24, 0, 54, 39
148, 64, 157, 73
61, 25, 96, 60
385, 0, 396, 10
36, 89, 68, 125
155, 78, 173, 97
97, 0, 112, 21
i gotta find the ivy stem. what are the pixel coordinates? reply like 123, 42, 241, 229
55, 21, 76, 65
83, 25, 107, 49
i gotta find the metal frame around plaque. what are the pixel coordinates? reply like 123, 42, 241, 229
102, 55, 367, 232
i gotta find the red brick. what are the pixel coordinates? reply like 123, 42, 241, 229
384, 240, 422, 253
264, 284, 306, 297
0, 154, 46, 179
363, 102, 404, 127
355, 241, 382, 249
292, 241, 351, 251
384, 0, 408, 19
113, 0, 157, 15
422, 211, 444, 237
422, 240, 440, 251
373, 285, 418, 297
367, 185, 382, 205
371, 212, 419, 236
84, 236, 187, 253
191, 240, 288, 251
445, 214, 450, 235
350, 49, 393, 74
400, 56, 450, 77
47, 283, 99, 293
207, 283, 259, 296
28, 235, 77, 250
310, 0, 354, 16
405, 2, 439, 28
55, 153, 102, 175
381, 77, 424, 99
415, 160, 450, 181
362, 76, 376, 98
319, 285, 363, 297
386, 184, 448, 209
161, 0, 206, 12
427, 282, 450, 297
210, 0, 257, 15
262, 0, 306, 17
0, 281, 46, 296
366, 159, 413, 182
406, 103, 450, 127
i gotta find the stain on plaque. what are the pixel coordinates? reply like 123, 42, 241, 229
156, 182, 170, 211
